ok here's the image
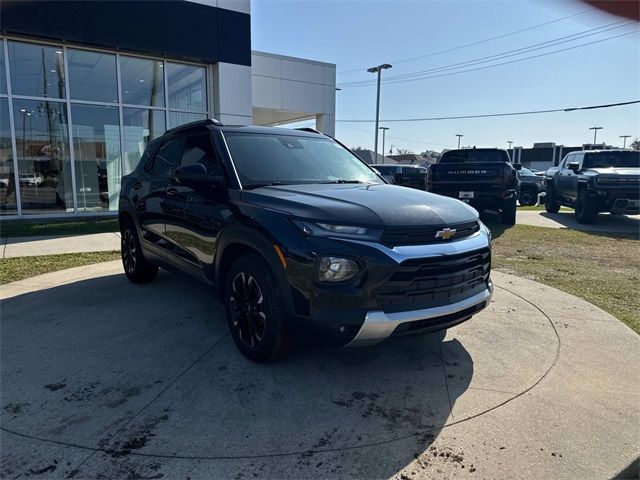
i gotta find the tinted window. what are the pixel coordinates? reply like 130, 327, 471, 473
583, 151, 640, 169
8, 41, 65, 99
179, 134, 223, 177
224, 133, 380, 188
401, 166, 427, 173
375, 166, 397, 175
440, 150, 510, 164
151, 138, 183, 176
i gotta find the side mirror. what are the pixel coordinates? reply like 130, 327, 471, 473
513, 163, 522, 171
175, 164, 225, 187
568, 161, 580, 173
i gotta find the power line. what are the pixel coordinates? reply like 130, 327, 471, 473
340, 29, 639, 88
337, 9, 593, 75
339, 123, 452, 148
339, 20, 631, 86
336, 100, 640, 123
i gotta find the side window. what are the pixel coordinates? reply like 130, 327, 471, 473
151, 138, 183, 176
574, 152, 584, 168
140, 138, 163, 171
179, 134, 223, 177
561, 154, 573, 169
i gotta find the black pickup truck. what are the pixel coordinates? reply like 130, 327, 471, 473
428, 148, 520, 225
545, 149, 640, 223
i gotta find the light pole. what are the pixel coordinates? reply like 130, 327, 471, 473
507, 140, 513, 150
456, 134, 463, 149
367, 63, 392, 163
620, 135, 631, 148
379, 127, 389, 159
589, 126, 603, 148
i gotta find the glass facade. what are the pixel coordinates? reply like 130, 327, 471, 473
0, 37, 210, 217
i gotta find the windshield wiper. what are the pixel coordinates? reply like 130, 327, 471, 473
317, 179, 366, 184
243, 182, 289, 190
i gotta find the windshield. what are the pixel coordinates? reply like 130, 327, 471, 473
519, 167, 536, 176
224, 132, 381, 188
375, 166, 397, 175
583, 151, 640, 169
440, 150, 511, 164
401, 166, 427, 173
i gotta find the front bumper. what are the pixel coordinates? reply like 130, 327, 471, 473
346, 283, 493, 346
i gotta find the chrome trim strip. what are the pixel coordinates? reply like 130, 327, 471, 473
335, 227, 490, 263
346, 284, 493, 347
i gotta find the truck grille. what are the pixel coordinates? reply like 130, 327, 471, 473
377, 247, 490, 311
380, 221, 479, 247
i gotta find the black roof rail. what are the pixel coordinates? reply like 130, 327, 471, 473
164, 118, 223, 135
295, 127, 322, 135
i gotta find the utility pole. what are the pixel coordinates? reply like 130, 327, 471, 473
619, 135, 631, 148
589, 127, 603, 148
456, 134, 463, 149
367, 63, 392, 163
379, 127, 389, 161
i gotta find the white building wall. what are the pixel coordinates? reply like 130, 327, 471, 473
251, 51, 336, 136
213, 63, 253, 125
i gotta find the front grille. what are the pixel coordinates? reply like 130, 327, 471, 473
380, 221, 479, 247
377, 247, 490, 310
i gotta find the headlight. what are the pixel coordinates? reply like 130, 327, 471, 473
317, 256, 360, 282
479, 220, 492, 242
291, 220, 381, 241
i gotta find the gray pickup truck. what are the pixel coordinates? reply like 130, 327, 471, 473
544, 149, 640, 223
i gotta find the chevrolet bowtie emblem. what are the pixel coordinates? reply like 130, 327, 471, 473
435, 228, 456, 240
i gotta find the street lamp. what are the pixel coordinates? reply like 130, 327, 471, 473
455, 134, 464, 149
367, 63, 392, 163
589, 127, 603, 148
507, 140, 513, 150
379, 127, 389, 159
620, 135, 631, 148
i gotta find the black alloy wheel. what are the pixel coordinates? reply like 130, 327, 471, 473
120, 220, 158, 283
228, 272, 267, 348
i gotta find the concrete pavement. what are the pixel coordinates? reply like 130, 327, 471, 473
516, 210, 640, 235
1, 232, 120, 258
1, 262, 638, 479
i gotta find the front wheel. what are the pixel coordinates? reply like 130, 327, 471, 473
519, 187, 537, 207
544, 186, 561, 213
501, 197, 517, 226
120, 220, 158, 283
225, 253, 288, 362
575, 190, 598, 224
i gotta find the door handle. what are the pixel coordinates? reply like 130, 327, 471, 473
166, 187, 178, 197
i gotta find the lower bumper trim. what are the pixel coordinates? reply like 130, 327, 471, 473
346, 283, 493, 347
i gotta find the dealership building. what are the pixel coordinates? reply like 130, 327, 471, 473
0, 0, 336, 218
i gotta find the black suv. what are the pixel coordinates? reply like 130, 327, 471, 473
545, 150, 640, 223
119, 120, 493, 362
428, 148, 521, 225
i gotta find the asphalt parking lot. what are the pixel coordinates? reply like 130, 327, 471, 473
1, 262, 639, 479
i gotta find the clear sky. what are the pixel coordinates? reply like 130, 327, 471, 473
251, 0, 639, 152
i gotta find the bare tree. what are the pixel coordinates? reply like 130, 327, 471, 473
395, 148, 414, 155
630, 138, 640, 150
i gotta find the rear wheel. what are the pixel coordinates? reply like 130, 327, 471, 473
120, 219, 158, 283
544, 185, 561, 213
225, 253, 288, 362
575, 190, 598, 224
501, 197, 517, 226
519, 187, 537, 207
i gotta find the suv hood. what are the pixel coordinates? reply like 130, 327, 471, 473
241, 183, 478, 226
587, 167, 640, 176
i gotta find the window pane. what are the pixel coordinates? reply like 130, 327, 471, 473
169, 112, 206, 129
68, 49, 118, 103
0, 39, 6, 94
122, 107, 166, 174
120, 56, 165, 107
0, 98, 17, 215
151, 138, 182, 176
167, 63, 205, 112
13, 99, 73, 214
180, 134, 222, 176
8, 41, 65, 99
71, 104, 121, 212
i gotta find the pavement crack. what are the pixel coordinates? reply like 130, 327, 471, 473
439, 341, 455, 422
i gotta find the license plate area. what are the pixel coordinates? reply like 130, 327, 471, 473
459, 191, 474, 199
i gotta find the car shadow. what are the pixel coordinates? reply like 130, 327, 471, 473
1, 270, 474, 479
537, 211, 640, 238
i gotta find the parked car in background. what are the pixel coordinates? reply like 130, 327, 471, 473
375, 164, 428, 190
119, 120, 493, 362
545, 149, 640, 223
517, 167, 545, 206
428, 148, 520, 225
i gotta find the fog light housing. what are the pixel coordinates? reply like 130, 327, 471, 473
317, 256, 360, 282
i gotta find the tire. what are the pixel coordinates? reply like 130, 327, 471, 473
544, 185, 561, 213
120, 219, 158, 283
500, 197, 517, 226
519, 187, 537, 207
224, 253, 288, 363
575, 190, 598, 224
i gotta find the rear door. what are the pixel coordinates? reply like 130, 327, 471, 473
162, 133, 229, 270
